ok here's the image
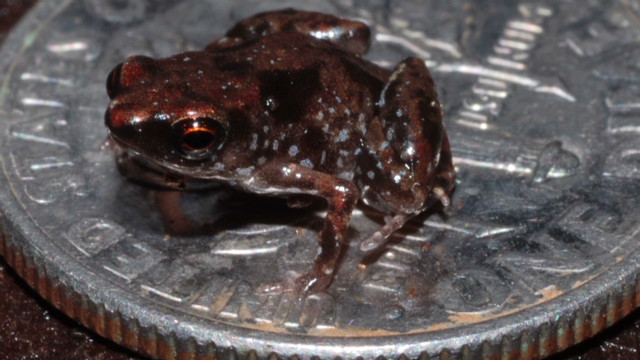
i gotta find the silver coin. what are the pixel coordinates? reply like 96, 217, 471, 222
1, 0, 639, 359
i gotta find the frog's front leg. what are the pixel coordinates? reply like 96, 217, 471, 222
208, 9, 371, 55
249, 163, 359, 295
358, 57, 456, 252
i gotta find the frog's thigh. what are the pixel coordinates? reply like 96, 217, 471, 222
253, 163, 360, 294
360, 57, 445, 214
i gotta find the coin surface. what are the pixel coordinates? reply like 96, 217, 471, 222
1, 1, 640, 359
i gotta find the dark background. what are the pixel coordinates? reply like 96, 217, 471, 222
0, 1, 639, 359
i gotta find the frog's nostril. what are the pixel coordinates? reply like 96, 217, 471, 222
106, 63, 123, 98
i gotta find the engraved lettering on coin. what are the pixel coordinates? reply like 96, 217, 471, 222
8, 115, 86, 204
602, 139, 640, 180
434, 267, 511, 313
65, 218, 126, 256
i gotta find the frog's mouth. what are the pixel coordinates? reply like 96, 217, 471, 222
108, 134, 220, 190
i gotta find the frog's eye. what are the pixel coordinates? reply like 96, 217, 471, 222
173, 117, 226, 160
106, 63, 123, 99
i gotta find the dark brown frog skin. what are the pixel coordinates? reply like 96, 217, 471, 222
105, 9, 455, 294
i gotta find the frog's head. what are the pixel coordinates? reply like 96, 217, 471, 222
104, 55, 230, 174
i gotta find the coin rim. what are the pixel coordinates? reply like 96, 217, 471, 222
1, 0, 639, 359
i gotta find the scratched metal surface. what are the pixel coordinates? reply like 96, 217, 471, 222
0, 0, 639, 359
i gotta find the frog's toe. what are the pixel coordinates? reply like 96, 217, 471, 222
360, 213, 414, 253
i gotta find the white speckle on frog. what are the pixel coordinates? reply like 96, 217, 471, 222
335, 96, 342, 103
339, 150, 350, 157
236, 166, 255, 176
404, 145, 416, 158
367, 170, 375, 179
430, 100, 438, 107
272, 139, 279, 150
396, 109, 403, 117
156, 113, 170, 121
320, 151, 327, 164
337, 157, 344, 168
289, 145, 299, 157
213, 162, 225, 171
386, 128, 395, 141
337, 129, 349, 142
358, 114, 367, 134
315, 111, 325, 121
263, 139, 270, 148
263, 125, 269, 133
344, 108, 351, 115
300, 158, 314, 168
381, 141, 390, 150
393, 174, 402, 184
322, 123, 330, 133
328, 107, 336, 114
249, 133, 258, 150
257, 157, 266, 165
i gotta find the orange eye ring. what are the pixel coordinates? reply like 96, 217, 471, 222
182, 126, 217, 151
173, 117, 226, 160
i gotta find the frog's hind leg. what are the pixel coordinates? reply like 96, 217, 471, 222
357, 57, 455, 253
208, 9, 371, 55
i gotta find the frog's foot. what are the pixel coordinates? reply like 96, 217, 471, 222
360, 213, 415, 253
255, 271, 333, 295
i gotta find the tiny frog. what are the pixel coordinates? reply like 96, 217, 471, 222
105, 9, 456, 294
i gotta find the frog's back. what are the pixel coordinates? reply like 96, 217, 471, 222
208, 33, 389, 178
